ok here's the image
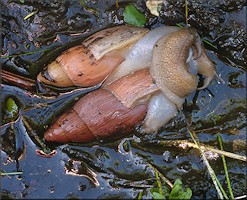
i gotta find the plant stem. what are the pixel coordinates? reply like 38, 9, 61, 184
218, 134, 235, 199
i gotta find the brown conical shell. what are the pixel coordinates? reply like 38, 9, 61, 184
56, 45, 125, 87
44, 109, 94, 143
37, 60, 73, 87
37, 45, 125, 87
37, 25, 149, 88
44, 89, 148, 143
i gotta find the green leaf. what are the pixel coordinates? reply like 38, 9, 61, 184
19, 0, 25, 3
6, 97, 19, 116
168, 179, 192, 199
174, 179, 183, 186
123, 5, 146, 27
152, 192, 165, 199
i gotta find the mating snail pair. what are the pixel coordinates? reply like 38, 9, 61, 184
37, 25, 217, 143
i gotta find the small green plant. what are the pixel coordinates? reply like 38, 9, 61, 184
5, 97, 19, 117
123, 4, 146, 27
150, 170, 192, 200
168, 179, 192, 199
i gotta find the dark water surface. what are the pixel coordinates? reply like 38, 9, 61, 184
1, 0, 246, 199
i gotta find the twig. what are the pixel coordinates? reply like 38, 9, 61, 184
1, 70, 36, 92
159, 140, 247, 162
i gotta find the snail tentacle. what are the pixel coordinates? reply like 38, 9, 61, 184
192, 33, 202, 60
197, 47, 216, 90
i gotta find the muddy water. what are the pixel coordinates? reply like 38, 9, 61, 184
1, 0, 246, 199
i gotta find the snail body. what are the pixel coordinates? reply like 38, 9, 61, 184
41, 26, 216, 143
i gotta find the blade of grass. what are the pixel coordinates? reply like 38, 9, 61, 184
203, 39, 217, 49
185, 0, 188, 26
155, 169, 163, 195
176, 23, 184, 28
1, 49, 50, 59
188, 130, 229, 199
0, 171, 23, 176
218, 134, 235, 199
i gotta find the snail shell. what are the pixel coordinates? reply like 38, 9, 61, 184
43, 26, 217, 143
37, 26, 149, 87
44, 69, 153, 143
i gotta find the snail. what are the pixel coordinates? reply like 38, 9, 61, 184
37, 26, 149, 87
39, 25, 216, 143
